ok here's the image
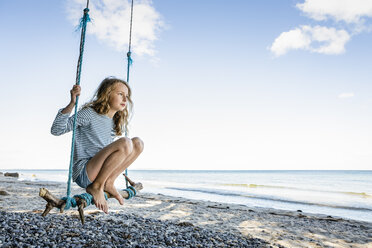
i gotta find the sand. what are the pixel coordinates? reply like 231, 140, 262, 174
0, 175, 371, 247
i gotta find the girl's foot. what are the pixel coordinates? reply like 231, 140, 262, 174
86, 183, 108, 213
104, 183, 124, 205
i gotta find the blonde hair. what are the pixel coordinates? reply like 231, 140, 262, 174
83, 77, 133, 136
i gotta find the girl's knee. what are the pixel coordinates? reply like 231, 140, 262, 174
116, 137, 133, 154
131, 137, 144, 153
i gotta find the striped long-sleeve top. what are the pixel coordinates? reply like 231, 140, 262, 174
51, 107, 116, 181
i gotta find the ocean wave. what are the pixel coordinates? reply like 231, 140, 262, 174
166, 187, 372, 212
221, 183, 287, 189
218, 183, 372, 198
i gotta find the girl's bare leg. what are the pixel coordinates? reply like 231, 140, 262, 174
85, 137, 133, 213
103, 137, 144, 200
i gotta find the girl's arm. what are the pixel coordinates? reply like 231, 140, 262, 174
51, 85, 91, 136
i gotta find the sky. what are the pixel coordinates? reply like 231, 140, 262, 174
1, 0, 372, 170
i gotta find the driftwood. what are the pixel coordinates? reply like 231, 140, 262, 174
39, 174, 143, 224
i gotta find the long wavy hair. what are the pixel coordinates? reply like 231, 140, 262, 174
83, 77, 133, 136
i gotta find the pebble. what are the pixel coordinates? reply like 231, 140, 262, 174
0, 211, 269, 247
0, 190, 9, 196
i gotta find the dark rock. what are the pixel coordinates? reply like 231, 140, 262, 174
177, 221, 194, 227
0, 190, 9, 196
4, 172, 19, 178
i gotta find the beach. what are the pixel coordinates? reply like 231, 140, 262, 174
0, 175, 371, 248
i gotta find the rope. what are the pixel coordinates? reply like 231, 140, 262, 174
62, 187, 135, 210
124, 0, 135, 189
62, 192, 108, 209
126, 0, 134, 83
64, 2, 91, 210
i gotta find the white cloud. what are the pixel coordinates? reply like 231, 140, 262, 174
269, 27, 311, 56
297, 0, 372, 23
338, 92, 355, 99
270, 0, 372, 56
66, 0, 164, 56
270, 25, 350, 56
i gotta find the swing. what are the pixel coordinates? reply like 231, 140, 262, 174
39, 0, 142, 225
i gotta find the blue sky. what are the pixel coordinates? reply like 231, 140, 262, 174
1, 0, 372, 170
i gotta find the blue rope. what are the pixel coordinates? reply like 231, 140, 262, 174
123, 185, 137, 199
62, 192, 108, 210
62, 196, 77, 210
124, 52, 132, 190
64, 7, 90, 209
124, 0, 135, 189
126, 51, 133, 83
75, 193, 94, 207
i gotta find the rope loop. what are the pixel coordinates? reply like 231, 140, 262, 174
124, 186, 137, 199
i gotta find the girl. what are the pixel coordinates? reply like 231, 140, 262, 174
51, 77, 144, 214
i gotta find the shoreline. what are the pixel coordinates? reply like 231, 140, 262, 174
1, 175, 371, 247
8, 169, 372, 223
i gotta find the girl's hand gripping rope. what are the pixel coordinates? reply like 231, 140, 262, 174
70, 85, 81, 105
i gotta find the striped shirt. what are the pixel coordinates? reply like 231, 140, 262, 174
51, 107, 116, 181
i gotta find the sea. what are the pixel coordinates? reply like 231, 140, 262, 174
5, 170, 372, 223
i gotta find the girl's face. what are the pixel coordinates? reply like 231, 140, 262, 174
109, 83, 129, 112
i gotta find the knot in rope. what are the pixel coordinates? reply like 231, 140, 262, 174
127, 51, 133, 66
78, 8, 91, 30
